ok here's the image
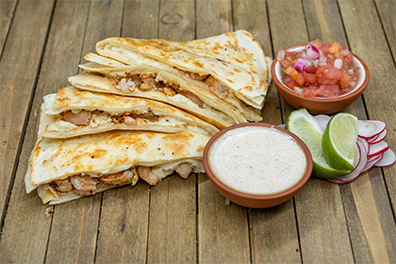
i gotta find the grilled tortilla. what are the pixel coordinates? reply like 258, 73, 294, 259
69, 64, 247, 129
39, 86, 219, 138
93, 30, 271, 117
25, 130, 209, 204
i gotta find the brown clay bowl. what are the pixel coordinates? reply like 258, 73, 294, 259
203, 123, 313, 208
271, 44, 370, 114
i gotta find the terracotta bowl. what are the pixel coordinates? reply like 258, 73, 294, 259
271, 44, 370, 114
203, 123, 313, 208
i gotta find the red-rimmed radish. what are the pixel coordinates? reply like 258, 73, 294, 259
375, 148, 396, 167
367, 129, 387, 144
328, 139, 367, 184
357, 120, 386, 139
367, 141, 389, 157
314, 114, 331, 131
362, 154, 383, 173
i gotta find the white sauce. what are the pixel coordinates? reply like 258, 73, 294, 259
209, 126, 307, 194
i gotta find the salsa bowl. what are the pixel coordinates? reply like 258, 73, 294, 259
271, 43, 370, 114
203, 123, 313, 208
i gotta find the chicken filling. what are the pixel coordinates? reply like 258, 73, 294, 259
49, 162, 194, 197
61, 109, 160, 127
112, 73, 207, 108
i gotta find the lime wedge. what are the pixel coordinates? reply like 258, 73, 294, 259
322, 113, 358, 171
286, 109, 350, 178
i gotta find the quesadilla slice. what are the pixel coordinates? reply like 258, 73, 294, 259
25, 130, 209, 204
93, 30, 271, 119
39, 86, 219, 138
69, 64, 248, 129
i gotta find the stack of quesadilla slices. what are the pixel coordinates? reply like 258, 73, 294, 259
25, 30, 272, 204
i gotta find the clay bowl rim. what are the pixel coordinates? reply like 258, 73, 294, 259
271, 43, 370, 103
203, 122, 313, 202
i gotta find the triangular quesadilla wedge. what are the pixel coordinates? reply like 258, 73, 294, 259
39, 86, 219, 138
25, 130, 209, 204
93, 30, 271, 118
69, 65, 248, 129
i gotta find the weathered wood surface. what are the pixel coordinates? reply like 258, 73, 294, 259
0, 0, 395, 263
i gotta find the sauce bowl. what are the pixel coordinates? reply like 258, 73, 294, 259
271, 44, 370, 114
203, 123, 313, 208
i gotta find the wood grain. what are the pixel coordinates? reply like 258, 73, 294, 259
0, 0, 54, 233
375, 0, 396, 60
0, 0, 17, 57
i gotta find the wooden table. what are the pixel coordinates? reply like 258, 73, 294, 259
1, 0, 395, 263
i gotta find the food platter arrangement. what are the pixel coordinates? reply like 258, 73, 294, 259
25, 30, 394, 208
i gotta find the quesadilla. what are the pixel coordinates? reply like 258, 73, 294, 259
91, 30, 272, 120
39, 86, 219, 138
69, 64, 247, 129
25, 130, 209, 204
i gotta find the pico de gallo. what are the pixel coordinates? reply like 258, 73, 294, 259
277, 39, 360, 98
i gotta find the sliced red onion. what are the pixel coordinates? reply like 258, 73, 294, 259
277, 50, 285, 61
294, 58, 307, 72
306, 44, 320, 60
334, 59, 343, 69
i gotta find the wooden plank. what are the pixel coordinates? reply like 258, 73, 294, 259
196, 1, 250, 263
95, 183, 150, 263
337, 0, 396, 262
93, 0, 159, 262
145, 1, 197, 263
268, 0, 355, 263
375, 0, 396, 60
0, 0, 54, 238
44, 1, 124, 263
0, 0, 17, 56
233, 1, 301, 263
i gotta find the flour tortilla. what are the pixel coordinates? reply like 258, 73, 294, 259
25, 130, 208, 204
39, 86, 219, 138
69, 65, 248, 129
93, 30, 270, 118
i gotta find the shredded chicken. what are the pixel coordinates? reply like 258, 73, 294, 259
62, 110, 92, 126
175, 163, 193, 179
163, 86, 176, 96
101, 169, 136, 186
189, 72, 207, 81
205, 76, 229, 99
70, 175, 99, 196
140, 75, 156, 90
124, 116, 137, 126
181, 91, 205, 108
136, 166, 160, 186
50, 179, 73, 193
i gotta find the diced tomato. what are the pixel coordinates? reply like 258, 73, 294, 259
303, 72, 317, 84
305, 62, 317, 73
317, 77, 338, 86
310, 39, 323, 49
285, 51, 298, 61
280, 58, 291, 68
326, 54, 335, 66
325, 67, 343, 80
285, 66, 305, 86
321, 43, 330, 56
303, 87, 320, 98
339, 71, 352, 89
315, 65, 329, 78
343, 53, 353, 66
319, 85, 341, 97
329, 42, 341, 54
283, 75, 298, 89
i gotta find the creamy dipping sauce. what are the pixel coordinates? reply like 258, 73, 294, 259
209, 126, 307, 195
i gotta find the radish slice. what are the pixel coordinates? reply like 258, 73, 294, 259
362, 154, 383, 173
357, 120, 386, 139
367, 129, 387, 144
375, 148, 396, 167
368, 141, 389, 157
328, 139, 367, 184
314, 114, 331, 131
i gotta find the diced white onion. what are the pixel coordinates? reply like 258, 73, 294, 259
334, 59, 343, 69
